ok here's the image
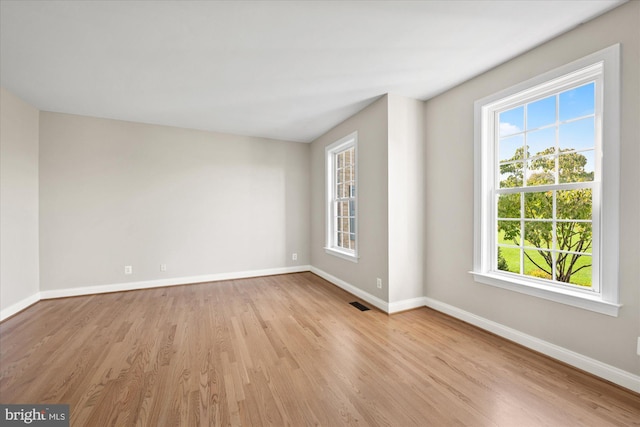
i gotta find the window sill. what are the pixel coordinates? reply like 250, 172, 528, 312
470, 271, 621, 317
325, 247, 359, 263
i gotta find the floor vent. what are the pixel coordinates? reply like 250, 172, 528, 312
349, 301, 370, 311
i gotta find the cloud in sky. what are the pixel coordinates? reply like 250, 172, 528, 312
500, 122, 521, 136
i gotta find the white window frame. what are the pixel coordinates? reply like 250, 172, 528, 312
325, 132, 358, 262
472, 44, 621, 316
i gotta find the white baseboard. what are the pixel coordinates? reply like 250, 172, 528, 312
3, 266, 310, 321
389, 296, 428, 314
304, 268, 640, 393
4, 266, 638, 394
423, 296, 640, 394
309, 266, 390, 313
0, 292, 41, 321
38, 265, 311, 300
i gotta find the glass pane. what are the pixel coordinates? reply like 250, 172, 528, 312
499, 161, 523, 188
499, 134, 524, 161
338, 200, 348, 216
527, 95, 556, 130
336, 216, 343, 232
556, 222, 592, 254
524, 192, 553, 219
336, 152, 344, 168
497, 220, 520, 245
557, 189, 592, 220
344, 167, 350, 184
337, 167, 344, 183
524, 221, 553, 249
526, 127, 555, 158
556, 253, 592, 287
499, 106, 524, 137
526, 156, 555, 186
559, 82, 595, 122
497, 193, 521, 219
497, 246, 520, 274
342, 217, 351, 233
344, 149, 351, 165
337, 184, 345, 198
559, 117, 594, 151
523, 249, 553, 281
558, 151, 594, 183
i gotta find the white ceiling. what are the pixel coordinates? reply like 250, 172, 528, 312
0, 1, 624, 142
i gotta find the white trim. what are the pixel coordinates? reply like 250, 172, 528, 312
325, 131, 359, 262
473, 44, 621, 313
470, 272, 620, 317
39, 266, 311, 300
309, 267, 426, 314
423, 296, 639, 394
3, 267, 638, 393
0, 292, 41, 321
2, 266, 310, 320
324, 247, 360, 263
309, 266, 388, 313
388, 296, 428, 314
598, 44, 621, 305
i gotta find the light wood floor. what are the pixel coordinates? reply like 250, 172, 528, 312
1, 272, 639, 426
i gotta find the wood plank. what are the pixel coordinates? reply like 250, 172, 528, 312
1, 272, 638, 426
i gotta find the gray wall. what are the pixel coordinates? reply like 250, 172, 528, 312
310, 96, 389, 300
0, 88, 40, 312
310, 93, 425, 307
39, 112, 310, 291
423, 1, 639, 374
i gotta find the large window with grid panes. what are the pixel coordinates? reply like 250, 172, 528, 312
325, 132, 358, 262
472, 45, 620, 316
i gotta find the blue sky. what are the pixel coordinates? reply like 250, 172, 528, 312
498, 82, 595, 174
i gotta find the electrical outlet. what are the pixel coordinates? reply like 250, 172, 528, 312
292, 253, 298, 261
160, 264, 167, 272
376, 278, 382, 289
637, 337, 640, 356
124, 265, 133, 275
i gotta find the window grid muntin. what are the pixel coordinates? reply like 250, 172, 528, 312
333, 146, 356, 251
498, 84, 596, 190
326, 133, 357, 260
494, 78, 600, 292
473, 45, 620, 315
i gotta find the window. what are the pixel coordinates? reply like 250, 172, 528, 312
325, 132, 358, 262
472, 45, 620, 316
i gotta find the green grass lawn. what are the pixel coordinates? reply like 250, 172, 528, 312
497, 231, 592, 287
